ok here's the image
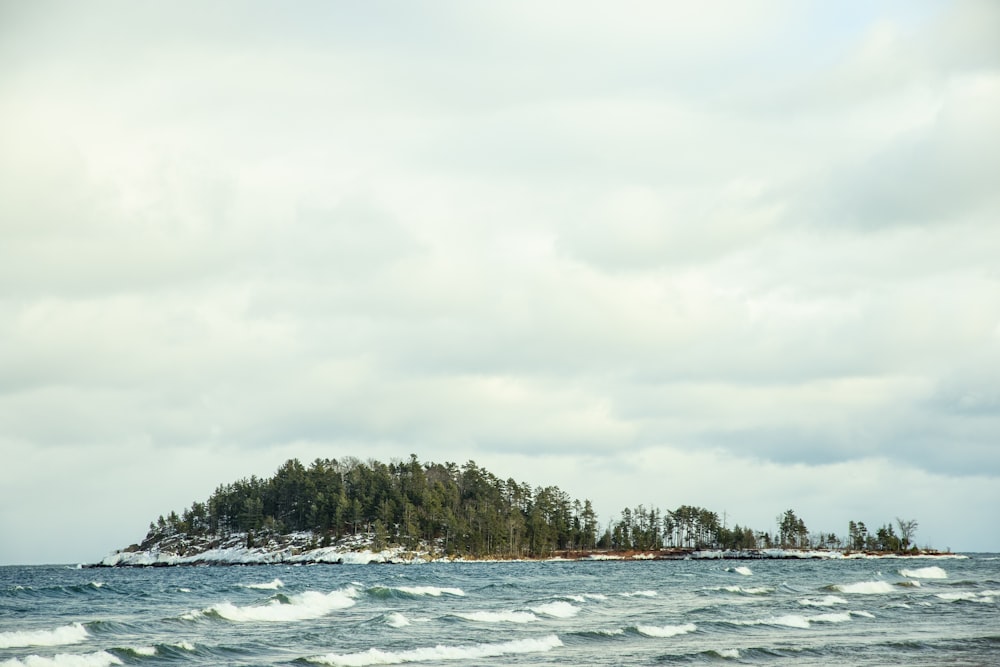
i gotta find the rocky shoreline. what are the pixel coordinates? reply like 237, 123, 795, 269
88, 530, 960, 567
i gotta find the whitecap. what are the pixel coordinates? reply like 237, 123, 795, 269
385, 612, 411, 628
738, 612, 852, 629
306, 634, 562, 665
799, 595, 848, 607
131, 646, 157, 656
721, 585, 773, 595
833, 581, 894, 594
394, 586, 464, 597
174, 641, 196, 651
557, 593, 606, 603
0, 623, 89, 649
636, 623, 697, 638
199, 587, 357, 622
851, 610, 876, 618
734, 566, 752, 576
936, 592, 995, 603
620, 590, 657, 597
530, 601, 580, 618
244, 578, 284, 590
0, 651, 123, 667
714, 648, 740, 659
453, 610, 538, 623
899, 566, 947, 579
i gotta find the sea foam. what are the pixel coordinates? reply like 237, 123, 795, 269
738, 612, 853, 629
899, 566, 947, 579
833, 581, 894, 594
798, 595, 848, 607
244, 578, 284, 590
530, 601, 580, 618
385, 612, 411, 628
0, 651, 122, 667
306, 634, 563, 665
936, 592, 996, 603
199, 588, 356, 622
636, 623, 697, 638
393, 586, 464, 597
721, 585, 773, 595
0, 623, 89, 649
453, 610, 538, 623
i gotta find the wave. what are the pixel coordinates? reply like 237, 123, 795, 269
557, 593, 607, 603
620, 590, 657, 597
832, 581, 894, 594
115, 646, 157, 658
736, 612, 854, 629
530, 601, 579, 618
712, 648, 741, 659
0, 623, 89, 649
191, 587, 357, 622
385, 612, 411, 628
719, 585, 773, 595
305, 634, 563, 665
0, 651, 122, 667
368, 585, 465, 599
899, 566, 947, 579
728, 566, 753, 576
798, 595, 848, 607
936, 592, 996, 603
453, 610, 538, 623
243, 578, 284, 590
635, 623, 697, 638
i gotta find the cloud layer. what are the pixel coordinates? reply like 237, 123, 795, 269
2, 1, 999, 562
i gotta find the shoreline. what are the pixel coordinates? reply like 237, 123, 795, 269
88, 537, 962, 568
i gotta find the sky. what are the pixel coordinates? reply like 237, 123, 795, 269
1, 1, 999, 565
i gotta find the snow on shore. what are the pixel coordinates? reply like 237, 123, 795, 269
95, 532, 966, 567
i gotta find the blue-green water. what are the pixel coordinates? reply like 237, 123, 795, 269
2, 557, 998, 666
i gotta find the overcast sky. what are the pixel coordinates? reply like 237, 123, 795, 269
2, 1, 999, 565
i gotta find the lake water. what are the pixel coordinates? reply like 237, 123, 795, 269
2, 556, 998, 666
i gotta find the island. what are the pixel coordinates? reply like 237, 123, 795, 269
93, 455, 950, 567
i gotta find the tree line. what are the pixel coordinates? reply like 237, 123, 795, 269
147, 456, 922, 557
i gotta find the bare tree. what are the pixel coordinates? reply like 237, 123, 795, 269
896, 517, 918, 551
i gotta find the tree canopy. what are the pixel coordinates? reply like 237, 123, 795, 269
145, 455, 925, 557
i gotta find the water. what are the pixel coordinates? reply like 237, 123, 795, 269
2, 556, 998, 666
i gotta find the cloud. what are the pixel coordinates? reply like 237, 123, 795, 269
2, 1, 999, 562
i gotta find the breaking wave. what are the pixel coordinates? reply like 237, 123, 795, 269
244, 578, 284, 590
385, 612, 411, 628
0, 651, 122, 667
832, 581, 894, 594
635, 623, 697, 638
306, 634, 563, 665
620, 590, 657, 597
0, 623, 89, 649
736, 612, 854, 629
899, 566, 947, 579
530, 601, 579, 618
452, 610, 538, 623
557, 593, 607, 602
368, 586, 465, 599
191, 588, 356, 622
936, 592, 996, 603
720, 585, 773, 595
799, 595, 848, 607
